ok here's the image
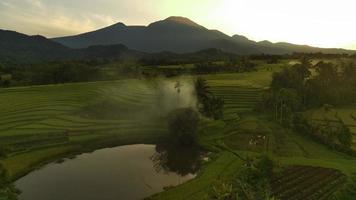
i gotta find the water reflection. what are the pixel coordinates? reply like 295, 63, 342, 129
15, 144, 196, 200
151, 142, 205, 176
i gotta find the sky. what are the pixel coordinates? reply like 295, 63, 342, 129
1, 0, 356, 49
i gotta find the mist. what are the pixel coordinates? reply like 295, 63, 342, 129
153, 77, 197, 117
80, 77, 197, 121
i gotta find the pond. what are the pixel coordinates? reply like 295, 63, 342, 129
15, 144, 201, 200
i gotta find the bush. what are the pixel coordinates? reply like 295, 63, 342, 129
338, 123, 352, 148
233, 156, 275, 200
209, 182, 238, 200
255, 155, 274, 178
167, 108, 200, 145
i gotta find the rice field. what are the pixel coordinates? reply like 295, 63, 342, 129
0, 81, 167, 136
272, 166, 347, 200
202, 71, 272, 120
1, 67, 356, 200
0, 79, 170, 178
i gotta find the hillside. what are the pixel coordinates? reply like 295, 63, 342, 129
0, 30, 71, 62
53, 16, 355, 55
0, 30, 143, 63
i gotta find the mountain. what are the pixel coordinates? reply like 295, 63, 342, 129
53, 16, 355, 55
0, 30, 143, 63
0, 30, 72, 62
54, 16, 253, 54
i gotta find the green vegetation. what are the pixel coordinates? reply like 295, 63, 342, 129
167, 108, 200, 145
0, 79, 170, 181
0, 164, 19, 200
271, 166, 347, 200
259, 59, 356, 153
1, 58, 356, 200
195, 78, 224, 120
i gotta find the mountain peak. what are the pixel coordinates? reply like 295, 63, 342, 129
232, 34, 253, 43
160, 16, 203, 28
108, 22, 126, 28
258, 40, 273, 45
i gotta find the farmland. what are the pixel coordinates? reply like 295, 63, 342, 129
0, 80, 169, 179
1, 62, 356, 200
271, 166, 347, 200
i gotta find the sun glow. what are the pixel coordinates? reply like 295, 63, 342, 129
208, 0, 356, 48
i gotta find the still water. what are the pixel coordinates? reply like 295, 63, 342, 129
15, 144, 197, 200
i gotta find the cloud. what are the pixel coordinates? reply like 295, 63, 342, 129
0, 0, 119, 37
26, 0, 44, 9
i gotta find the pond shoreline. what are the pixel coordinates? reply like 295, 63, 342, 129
5, 134, 165, 182
15, 143, 198, 200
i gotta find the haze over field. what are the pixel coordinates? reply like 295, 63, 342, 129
1, 0, 356, 49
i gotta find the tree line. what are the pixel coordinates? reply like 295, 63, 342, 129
258, 58, 355, 151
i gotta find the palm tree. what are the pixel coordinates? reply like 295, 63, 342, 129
194, 77, 211, 104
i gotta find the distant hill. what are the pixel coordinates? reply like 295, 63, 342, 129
1, 21, 354, 64
53, 16, 355, 55
0, 30, 143, 63
0, 30, 72, 62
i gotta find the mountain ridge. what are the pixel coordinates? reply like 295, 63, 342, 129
53, 16, 355, 55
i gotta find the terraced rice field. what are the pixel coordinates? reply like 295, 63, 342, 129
202, 72, 271, 120
0, 79, 173, 177
272, 166, 347, 200
210, 86, 262, 119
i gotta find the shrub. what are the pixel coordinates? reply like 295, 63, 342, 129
209, 182, 238, 200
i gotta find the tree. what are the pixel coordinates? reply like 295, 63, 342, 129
314, 61, 338, 89
274, 88, 301, 125
337, 122, 352, 148
152, 143, 203, 176
194, 77, 211, 104
167, 108, 200, 146
195, 78, 224, 120
202, 96, 224, 120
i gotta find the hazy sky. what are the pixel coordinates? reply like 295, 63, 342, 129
1, 0, 356, 49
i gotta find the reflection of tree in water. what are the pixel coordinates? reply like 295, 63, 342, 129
151, 142, 204, 176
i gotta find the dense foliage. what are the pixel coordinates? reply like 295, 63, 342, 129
208, 155, 276, 200
293, 112, 353, 153
167, 108, 200, 146
195, 78, 224, 120
259, 58, 355, 151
